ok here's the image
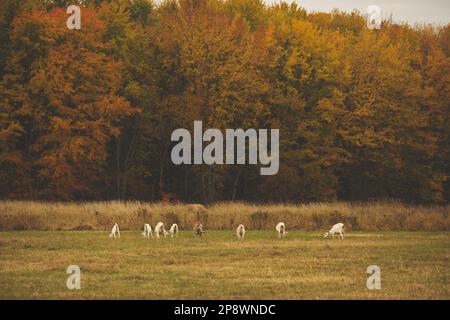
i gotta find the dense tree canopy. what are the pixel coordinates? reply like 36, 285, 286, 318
0, 0, 449, 203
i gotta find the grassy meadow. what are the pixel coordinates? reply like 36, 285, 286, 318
0, 201, 449, 231
0, 201, 449, 299
0, 230, 448, 299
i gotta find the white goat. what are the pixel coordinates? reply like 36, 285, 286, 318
142, 223, 153, 239
236, 224, 246, 240
154, 222, 168, 238
109, 223, 120, 238
169, 223, 179, 237
324, 223, 345, 239
276, 222, 288, 239
193, 222, 204, 237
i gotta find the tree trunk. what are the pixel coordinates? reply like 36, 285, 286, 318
184, 166, 188, 202
232, 166, 243, 201
121, 134, 137, 199
116, 136, 121, 200
158, 146, 169, 196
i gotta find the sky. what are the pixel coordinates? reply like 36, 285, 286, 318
266, 0, 450, 25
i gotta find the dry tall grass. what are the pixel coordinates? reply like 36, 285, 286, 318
0, 201, 448, 231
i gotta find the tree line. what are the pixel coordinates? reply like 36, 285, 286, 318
0, 0, 448, 203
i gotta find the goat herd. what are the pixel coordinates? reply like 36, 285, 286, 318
108, 221, 346, 240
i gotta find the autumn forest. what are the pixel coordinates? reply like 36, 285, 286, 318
0, 0, 449, 203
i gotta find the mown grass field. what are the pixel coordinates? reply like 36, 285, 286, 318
0, 230, 448, 299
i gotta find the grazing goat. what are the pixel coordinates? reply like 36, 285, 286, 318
324, 223, 345, 239
154, 222, 168, 238
142, 223, 153, 239
193, 222, 204, 237
236, 224, 246, 240
276, 222, 287, 239
169, 224, 179, 237
109, 223, 120, 238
